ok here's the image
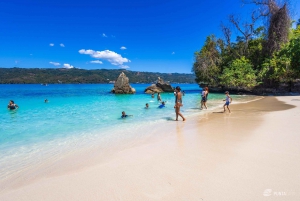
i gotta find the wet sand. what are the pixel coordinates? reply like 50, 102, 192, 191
1, 96, 300, 200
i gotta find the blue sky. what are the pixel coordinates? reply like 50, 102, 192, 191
0, 0, 299, 73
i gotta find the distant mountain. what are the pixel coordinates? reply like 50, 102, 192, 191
0, 68, 196, 84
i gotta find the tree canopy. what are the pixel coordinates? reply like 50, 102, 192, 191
192, 0, 300, 92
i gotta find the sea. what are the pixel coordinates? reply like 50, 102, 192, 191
0, 84, 257, 179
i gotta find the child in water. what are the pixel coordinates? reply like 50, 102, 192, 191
223, 91, 232, 113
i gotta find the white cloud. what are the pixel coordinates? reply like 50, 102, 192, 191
60, 43, 65, 47
172, 52, 175, 54
79, 49, 95, 54
102, 33, 107, 37
120, 46, 127, 50
49, 62, 60, 66
90, 60, 103, 64
120, 65, 130, 69
63, 63, 74, 69
50, 43, 54, 46
79, 49, 130, 67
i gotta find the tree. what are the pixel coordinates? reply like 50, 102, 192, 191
220, 57, 257, 89
243, 0, 290, 55
192, 35, 221, 85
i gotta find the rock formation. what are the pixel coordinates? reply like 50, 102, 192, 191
111, 72, 136, 94
145, 77, 174, 94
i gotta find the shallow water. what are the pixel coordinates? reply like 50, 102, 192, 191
0, 84, 258, 178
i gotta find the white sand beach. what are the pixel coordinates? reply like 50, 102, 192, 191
1, 96, 300, 201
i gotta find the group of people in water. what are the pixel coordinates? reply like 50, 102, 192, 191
122, 86, 186, 121
8, 87, 232, 121
149, 86, 185, 121
122, 86, 232, 120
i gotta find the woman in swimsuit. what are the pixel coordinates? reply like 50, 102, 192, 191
174, 86, 185, 121
7, 100, 19, 110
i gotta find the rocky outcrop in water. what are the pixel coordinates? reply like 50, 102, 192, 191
111, 72, 136, 94
145, 77, 174, 94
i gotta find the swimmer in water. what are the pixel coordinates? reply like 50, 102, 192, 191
121, 111, 133, 118
7, 100, 19, 110
145, 103, 149, 109
158, 101, 165, 108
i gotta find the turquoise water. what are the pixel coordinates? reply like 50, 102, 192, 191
0, 84, 256, 178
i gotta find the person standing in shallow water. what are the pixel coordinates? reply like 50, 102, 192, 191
174, 86, 185, 121
201, 87, 209, 109
157, 92, 162, 102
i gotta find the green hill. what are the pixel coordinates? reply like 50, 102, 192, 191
0, 68, 195, 84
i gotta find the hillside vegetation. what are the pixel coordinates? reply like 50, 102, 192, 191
0, 68, 195, 84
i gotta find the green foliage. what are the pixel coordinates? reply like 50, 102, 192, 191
192, 8, 299, 90
192, 35, 221, 85
288, 26, 300, 72
0, 68, 196, 84
220, 57, 257, 89
260, 26, 300, 82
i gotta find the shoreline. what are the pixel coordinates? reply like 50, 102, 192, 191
1, 96, 300, 200
0, 93, 261, 182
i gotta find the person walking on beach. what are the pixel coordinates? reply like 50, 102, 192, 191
223, 91, 232, 113
157, 92, 162, 102
7, 100, 19, 110
174, 86, 185, 121
201, 87, 209, 109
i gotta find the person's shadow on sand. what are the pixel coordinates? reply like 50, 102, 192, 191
163, 117, 174, 121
